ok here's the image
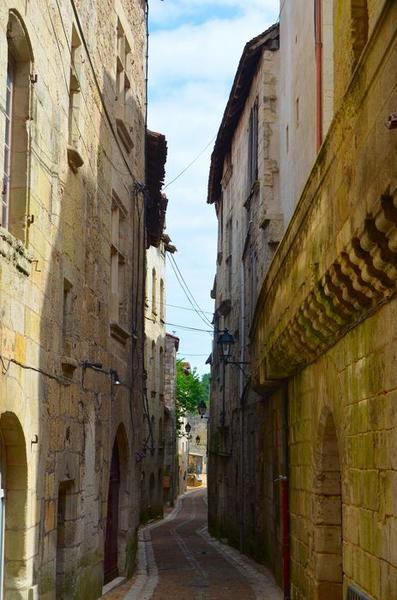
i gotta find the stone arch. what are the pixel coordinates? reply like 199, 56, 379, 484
313, 407, 343, 600
104, 423, 130, 583
0, 412, 28, 597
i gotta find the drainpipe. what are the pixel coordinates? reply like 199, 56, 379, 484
280, 383, 290, 600
315, 0, 323, 151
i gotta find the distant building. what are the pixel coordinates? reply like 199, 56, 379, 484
163, 333, 179, 504
187, 414, 208, 485
142, 136, 179, 518
207, 23, 282, 572
210, 1, 397, 599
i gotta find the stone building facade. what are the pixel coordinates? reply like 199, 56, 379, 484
142, 238, 167, 520
209, 1, 397, 599
0, 0, 148, 597
207, 24, 284, 575
142, 143, 179, 518
254, 1, 397, 599
163, 333, 179, 505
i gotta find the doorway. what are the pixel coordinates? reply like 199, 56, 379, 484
104, 441, 120, 584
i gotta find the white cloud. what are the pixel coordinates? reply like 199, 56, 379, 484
148, 1, 279, 374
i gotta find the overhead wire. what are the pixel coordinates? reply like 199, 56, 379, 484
168, 254, 213, 329
163, 134, 216, 190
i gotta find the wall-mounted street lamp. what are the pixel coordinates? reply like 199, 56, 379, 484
109, 369, 121, 385
216, 329, 250, 427
197, 399, 208, 419
217, 328, 235, 361
82, 361, 122, 388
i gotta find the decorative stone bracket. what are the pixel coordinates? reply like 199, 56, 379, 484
0, 227, 33, 276
264, 192, 397, 379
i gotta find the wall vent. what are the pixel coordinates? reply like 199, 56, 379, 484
347, 585, 372, 600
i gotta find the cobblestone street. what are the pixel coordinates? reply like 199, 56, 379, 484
107, 489, 282, 600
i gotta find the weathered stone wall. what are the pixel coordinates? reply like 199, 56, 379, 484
141, 242, 167, 520
252, 2, 396, 598
208, 40, 284, 576
0, 0, 146, 597
163, 333, 178, 504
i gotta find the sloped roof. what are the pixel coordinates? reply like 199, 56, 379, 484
207, 23, 279, 204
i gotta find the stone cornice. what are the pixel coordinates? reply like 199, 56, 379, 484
266, 192, 397, 379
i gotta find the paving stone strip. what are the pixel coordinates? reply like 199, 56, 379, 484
121, 489, 283, 600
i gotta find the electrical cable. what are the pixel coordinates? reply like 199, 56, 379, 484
163, 134, 216, 190
146, 301, 213, 315
169, 254, 213, 326
69, 0, 139, 183
168, 254, 213, 329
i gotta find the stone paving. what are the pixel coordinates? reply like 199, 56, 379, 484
103, 488, 283, 600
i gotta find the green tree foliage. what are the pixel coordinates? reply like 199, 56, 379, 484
176, 360, 210, 432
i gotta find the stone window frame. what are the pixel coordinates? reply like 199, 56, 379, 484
110, 190, 129, 343
151, 268, 157, 317
2, 10, 34, 243
2, 57, 14, 229
115, 18, 134, 153
159, 278, 165, 322
248, 97, 259, 190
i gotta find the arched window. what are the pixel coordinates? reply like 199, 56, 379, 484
2, 11, 33, 241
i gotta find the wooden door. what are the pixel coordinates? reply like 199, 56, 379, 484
104, 442, 120, 583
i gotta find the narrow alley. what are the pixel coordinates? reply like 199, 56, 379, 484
104, 489, 282, 600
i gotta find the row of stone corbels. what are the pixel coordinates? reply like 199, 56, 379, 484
259, 190, 397, 381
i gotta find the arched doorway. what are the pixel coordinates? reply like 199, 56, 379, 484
313, 408, 343, 600
104, 441, 120, 584
0, 412, 28, 597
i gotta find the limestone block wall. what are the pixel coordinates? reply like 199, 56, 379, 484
163, 333, 178, 505
142, 242, 167, 519
208, 40, 284, 575
0, 0, 146, 597
252, 2, 397, 598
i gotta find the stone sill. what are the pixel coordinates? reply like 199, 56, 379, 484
110, 321, 130, 345
0, 227, 33, 276
61, 356, 78, 381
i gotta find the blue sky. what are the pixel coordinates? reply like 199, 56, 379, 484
148, 0, 280, 375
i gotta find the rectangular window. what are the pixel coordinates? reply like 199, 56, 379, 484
116, 19, 132, 126
160, 279, 165, 322
248, 98, 259, 189
226, 217, 233, 295
2, 60, 14, 229
110, 192, 127, 326
62, 279, 73, 355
